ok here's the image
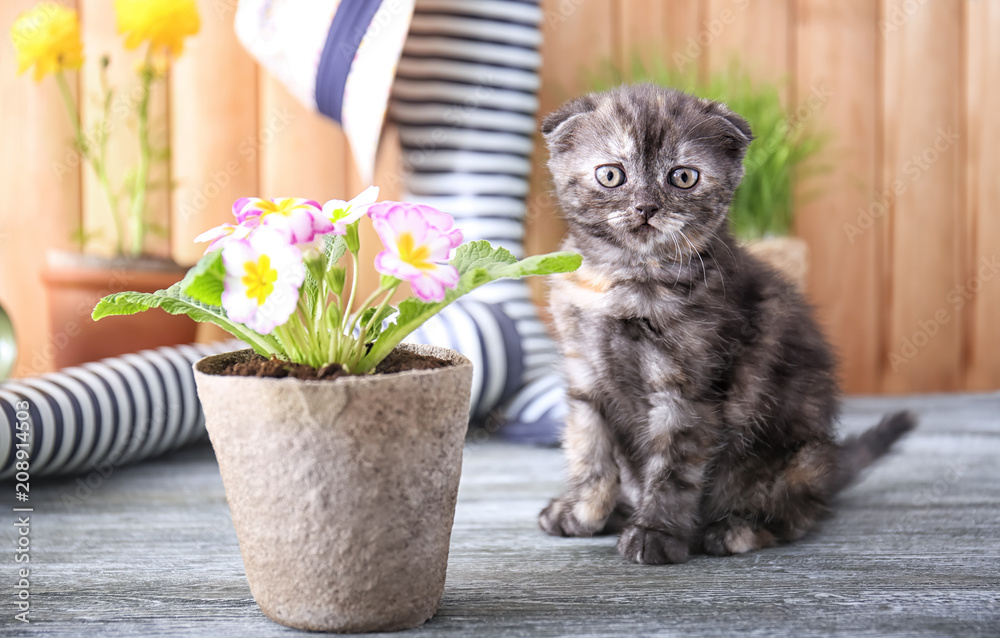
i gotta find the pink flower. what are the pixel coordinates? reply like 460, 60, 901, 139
237, 197, 332, 244
370, 202, 463, 302
194, 197, 329, 254
322, 185, 380, 235
193, 219, 258, 253
220, 227, 305, 334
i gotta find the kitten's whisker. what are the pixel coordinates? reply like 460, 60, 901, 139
718, 234, 739, 265
680, 229, 712, 296
680, 235, 692, 288
666, 228, 692, 288
684, 143, 734, 152
675, 115, 707, 145
607, 210, 632, 227
669, 234, 683, 286
682, 133, 731, 145
715, 234, 739, 295
686, 240, 696, 299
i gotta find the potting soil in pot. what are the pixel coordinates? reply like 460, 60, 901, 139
216, 348, 452, 379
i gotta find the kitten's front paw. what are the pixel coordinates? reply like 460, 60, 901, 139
701, 519, 776, 556
617, 525, 689, 565
700, 522, 733, 556
539, 497, 597, 537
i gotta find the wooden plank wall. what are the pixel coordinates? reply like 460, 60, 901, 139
0, 0, 996, 396
1, 0, 80, 377
966, 0, 1000, 392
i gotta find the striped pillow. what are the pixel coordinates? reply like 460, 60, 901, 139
0, 342, 235, 479
235, 0, 415, 183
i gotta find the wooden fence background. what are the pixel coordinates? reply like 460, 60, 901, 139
1, 0, 997, 395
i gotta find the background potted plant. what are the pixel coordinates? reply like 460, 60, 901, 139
590, 58, 826, 289
12, 1, 201, 368
93, 188, 581, 632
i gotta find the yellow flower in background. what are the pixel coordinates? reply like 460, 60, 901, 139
10, 3, 84, 82
115, 0, 201, 60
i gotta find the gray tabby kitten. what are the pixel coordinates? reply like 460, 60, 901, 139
539, 84, 913, 565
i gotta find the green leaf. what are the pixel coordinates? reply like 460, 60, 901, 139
450, 240, 517, 271
302, 254, 325, 305
323, 233, 347, 270
93, 283, 282, 357
303, 239, 348, 326
180, 250, 225, 306
326, 266, 346, 296
379, 273, 399, 290
325, 301, 343, 333
356, 241, 581, 373
345, 223, 360, 254
359, 304, 397, 343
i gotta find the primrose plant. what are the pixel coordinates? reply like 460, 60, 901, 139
93, 187, 581, 374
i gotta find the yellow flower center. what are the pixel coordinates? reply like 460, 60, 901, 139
258, 198, 299, 219
397, 233, 433, 271
242, 255, 278, 306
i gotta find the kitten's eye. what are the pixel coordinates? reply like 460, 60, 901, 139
595, 165, 627, 188
668, 167, 699, 189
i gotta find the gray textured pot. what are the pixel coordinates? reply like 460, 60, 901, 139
193, 344, 473, 633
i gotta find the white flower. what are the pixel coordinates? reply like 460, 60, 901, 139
322, 185, 380, 234
220, 227, 305, 334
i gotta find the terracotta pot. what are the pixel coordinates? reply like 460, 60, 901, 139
744, 236, 810, 291
193, 344, 473, 633
41, 250, 197, 369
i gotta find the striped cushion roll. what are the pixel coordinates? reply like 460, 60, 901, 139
0, 342, 236, 480
391, 0, 566, 443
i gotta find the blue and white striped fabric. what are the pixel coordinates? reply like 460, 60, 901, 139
0, 342, 235, 479
236, 0, 415, 183
393, 0, 566, 442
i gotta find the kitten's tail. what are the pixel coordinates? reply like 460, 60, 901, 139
829, 411, 916, 494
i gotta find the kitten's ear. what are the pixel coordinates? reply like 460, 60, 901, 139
542, 95, 596, 151
713, 109, 754, 156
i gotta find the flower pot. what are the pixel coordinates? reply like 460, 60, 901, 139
193, 344, 473, 633
41, 250, 198, 369
744, 236, 810, 291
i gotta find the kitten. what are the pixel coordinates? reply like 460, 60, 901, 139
539, 84, 914, 565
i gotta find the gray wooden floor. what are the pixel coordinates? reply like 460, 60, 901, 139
4, 394, 999, 637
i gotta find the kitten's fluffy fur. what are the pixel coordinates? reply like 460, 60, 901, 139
540, 84, 913, 565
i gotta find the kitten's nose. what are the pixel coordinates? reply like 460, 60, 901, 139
636, 203, 659, 222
